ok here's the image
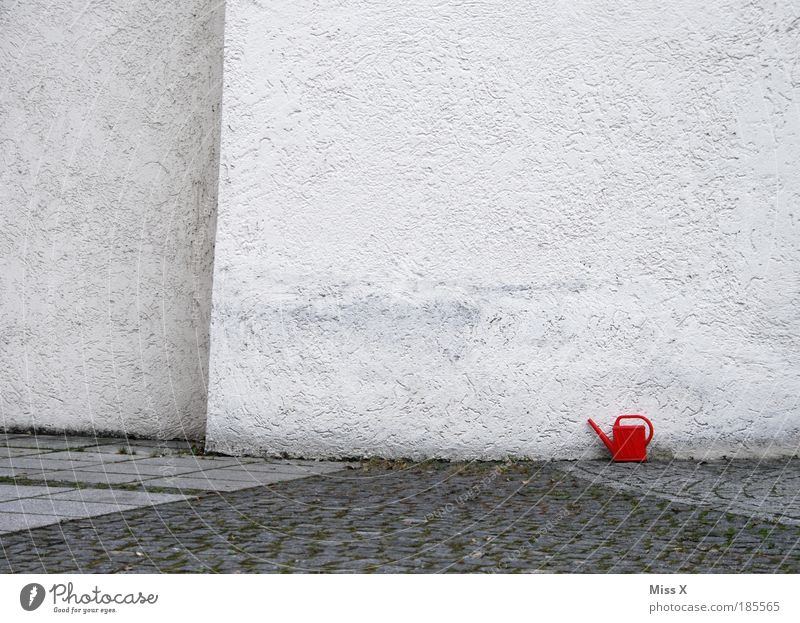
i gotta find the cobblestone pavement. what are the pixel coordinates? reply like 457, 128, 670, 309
1, 451, 798, 573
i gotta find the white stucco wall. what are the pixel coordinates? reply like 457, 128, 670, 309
208, 0, 800, 460
0, 1, 224, 439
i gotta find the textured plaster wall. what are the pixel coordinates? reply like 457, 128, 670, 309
208, 0, 800, 460
0, 1, 224, 439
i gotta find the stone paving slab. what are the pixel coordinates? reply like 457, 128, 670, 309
0, 434, 345, 534
129, 456, 251, 468
196, 468, 311, 484
43, 451, 140, 463
0, 447, 44, 458
0, 485, 74, 502
225, 461, 345, 475
0, 457, 105, 471
0, 468, 24, 479
0, 498, 135, 518
0, 512, 61, 532
20, 470, 157, 485
187, 457, 264, 467
79, 462, 206, 477
90, 445, 187, 457
142, 476, 264, 492
109, 439, 193, 449
3, 436, 104, 450
48, 489, 187, 506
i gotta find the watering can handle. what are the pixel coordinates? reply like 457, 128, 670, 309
615, 415, 654, 445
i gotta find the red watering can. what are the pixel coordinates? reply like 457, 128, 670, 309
587, 415, 654, 462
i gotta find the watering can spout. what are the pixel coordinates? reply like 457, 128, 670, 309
587, 418, 614, 453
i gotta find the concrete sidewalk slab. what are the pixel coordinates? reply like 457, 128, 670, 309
21, 470, 156, 485
0, 498, 135, 518
48, 489, 187, 506
142, 476, 257, 492
91, 445, 184, 457
3, 437, 103, 450
113, 439, 193, 449
196, 468, 309, 484
0, 468, 25, 479
43, 451, 138, 463
90, 440, 195, 455
0, 448, 46, 458
0, 457, 105, 470
222, 461, 345, 475
0, 512, 60, 532
82, 462, 210, 477
0, 485, 74, 502
130, 455, 257, 467
0, 433, 347, 534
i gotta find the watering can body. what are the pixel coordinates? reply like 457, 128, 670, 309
587, 415, 654, 462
